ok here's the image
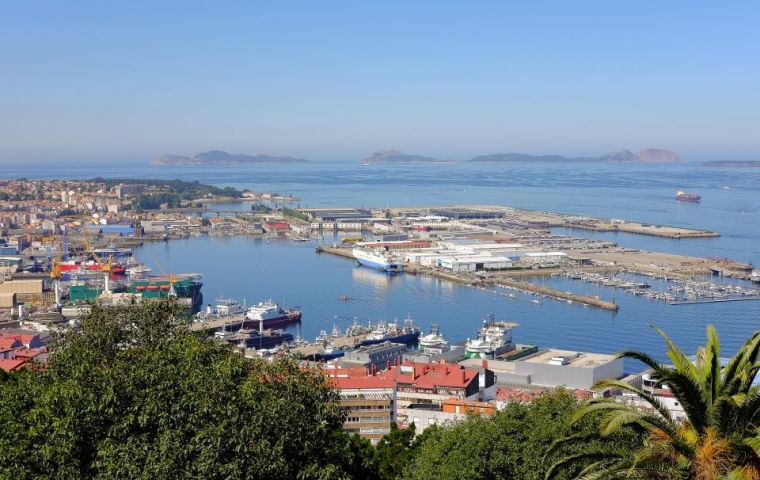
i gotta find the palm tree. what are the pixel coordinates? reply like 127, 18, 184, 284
546, 325, 760, 480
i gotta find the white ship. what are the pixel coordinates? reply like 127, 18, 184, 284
244, 300, 302, 328
352, 248, 403, 273
464, 314, 518, 359
752, 270, 760, 283
418, 324, 450, 354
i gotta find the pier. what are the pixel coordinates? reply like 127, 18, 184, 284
190, 315, 248, 333
316, 246, 619, 311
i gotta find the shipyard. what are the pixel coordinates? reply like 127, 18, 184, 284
1, 178, 758, 324
2, 177, 760, 450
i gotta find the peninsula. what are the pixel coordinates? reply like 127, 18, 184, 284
468, 148, 680, 164
701, 160, 760, 168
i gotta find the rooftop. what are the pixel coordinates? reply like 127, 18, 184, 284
522, 349, 617, 368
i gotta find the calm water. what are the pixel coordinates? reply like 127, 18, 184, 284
7, 161, 760, 361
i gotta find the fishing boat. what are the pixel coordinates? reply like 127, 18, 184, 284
464, 314, 519, 359
418, 323, 450, 354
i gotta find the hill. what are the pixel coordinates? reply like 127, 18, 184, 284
361, 149, 450, 165
150, 150, 309, 166
468, 148, 680, 164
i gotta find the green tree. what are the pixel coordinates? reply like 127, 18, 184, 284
405, 391, 641, 480
547, 325, 760, 480
0, 301, 353, 479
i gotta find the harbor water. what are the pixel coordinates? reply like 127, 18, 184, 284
6, 161, 760, 362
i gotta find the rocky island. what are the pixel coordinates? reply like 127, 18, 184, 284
361, 149, 451, 165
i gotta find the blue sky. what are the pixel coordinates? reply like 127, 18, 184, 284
1, 1, 758, 163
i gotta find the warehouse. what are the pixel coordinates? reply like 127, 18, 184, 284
460, 348, 624, 391
522, 251, 568, 265
438, 255, 513, 272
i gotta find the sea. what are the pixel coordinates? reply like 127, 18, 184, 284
6, 161, 760, 363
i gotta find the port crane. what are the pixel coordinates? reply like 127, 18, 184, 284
151, 255, 178, 298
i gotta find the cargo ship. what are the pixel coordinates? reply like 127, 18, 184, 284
352, 248, 403, 273
464, 314, 519, 359
676, 191, 701, 202
360, 317, 420, 346
243, 301, 302, 329
127, 274, 203, 304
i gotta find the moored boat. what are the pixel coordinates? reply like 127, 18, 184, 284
352, 248, 403, 273
464, 314, 519, 359
243, 300, 301, 329
360, 317, 420, 347
418, 323, 450, 354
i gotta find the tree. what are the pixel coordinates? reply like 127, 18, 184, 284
404, 391, 640, 480
547, 325, 760, 480
0, 301, 353, 479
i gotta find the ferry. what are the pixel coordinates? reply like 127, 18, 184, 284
243, 301, 302, 329
752, 270, 760, 284
418, 324, 450, 354
464, 314, 519, 359
353, 247, 403, 273
360, 317, 420, 346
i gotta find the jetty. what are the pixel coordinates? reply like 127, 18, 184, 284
316, 246, 619, 311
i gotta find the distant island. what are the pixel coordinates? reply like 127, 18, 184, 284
468, 148, 680, 164
701, 160, 760, 168
361, 149, 451, 165
150, 150, 309, 166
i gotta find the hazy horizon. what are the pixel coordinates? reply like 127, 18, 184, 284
2, 1, 759, 164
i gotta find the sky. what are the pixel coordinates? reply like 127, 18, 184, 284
1, 1, 758, 164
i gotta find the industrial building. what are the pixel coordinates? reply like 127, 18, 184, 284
338, 341, 406, 371
429, 207, 503, 220
302, 208, 372, 222
460, 348, 624, 391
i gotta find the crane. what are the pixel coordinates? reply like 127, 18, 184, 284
151, 255, 178, 298
81, 234, 114, 293
50, 237, 64, 307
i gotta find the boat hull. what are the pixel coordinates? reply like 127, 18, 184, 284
360, 331, 419, 347
356, 257, 403, 273
243, 311, 301, 329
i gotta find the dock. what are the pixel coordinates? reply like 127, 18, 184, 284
190, 315, 248, 333
317, 246, 619, 311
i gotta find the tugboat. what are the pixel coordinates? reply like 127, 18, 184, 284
418, 324, 450, 354
464, 314, 519, 359
676, 191, 701, 202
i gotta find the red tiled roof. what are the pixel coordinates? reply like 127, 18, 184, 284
326, 361, 477, 391
12, 348, 45, 359
0, 358, 27, 372
0, 338, 21, 349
